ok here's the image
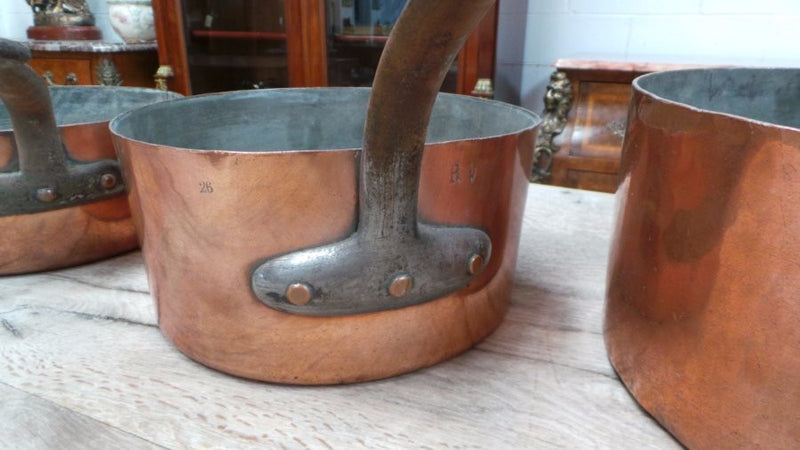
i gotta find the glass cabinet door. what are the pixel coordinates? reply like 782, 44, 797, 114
325, 0, 458, 92
182, 0, 289, 93
152, 0, 495, 96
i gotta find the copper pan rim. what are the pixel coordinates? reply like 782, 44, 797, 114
109, 87, 539, 154
632, 67, 800, 132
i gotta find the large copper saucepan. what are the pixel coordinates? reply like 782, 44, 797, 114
111, 0, 539, 384
606, 68, 800, 448
0, 39, 180, 275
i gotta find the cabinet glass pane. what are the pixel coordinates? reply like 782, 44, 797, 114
182, 0, 288, 93
325, 0, 458, 92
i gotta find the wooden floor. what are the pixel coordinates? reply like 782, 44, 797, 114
0, 184, 680, 449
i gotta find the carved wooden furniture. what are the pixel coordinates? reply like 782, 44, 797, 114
150, 0, 498, 96
25, 41, 158, 87
535, 59, 703, 193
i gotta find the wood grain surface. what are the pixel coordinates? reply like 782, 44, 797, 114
1, 384, 162, 450
0, 184, 679, 449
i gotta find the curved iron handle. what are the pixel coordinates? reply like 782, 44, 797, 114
0, 40, 65, 183
360, 0, 495, 239
252, 0, 496, 316
0, 39, 123, 216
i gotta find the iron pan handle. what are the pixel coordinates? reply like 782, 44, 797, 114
251, 0, 496, 316
0, 38, 124, 217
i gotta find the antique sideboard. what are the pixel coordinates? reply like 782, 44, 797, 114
534, 59, 707, 193
24, 41, 159, 88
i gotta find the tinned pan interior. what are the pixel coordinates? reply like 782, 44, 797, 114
0, 85, 180, 130
0, 86, 180, 169
633, 67, 800, 131
110, 87, 539, 151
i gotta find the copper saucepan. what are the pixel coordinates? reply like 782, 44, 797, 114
606, 68, 800, 448
111, 0, 539, 384
0, 39, 180, 274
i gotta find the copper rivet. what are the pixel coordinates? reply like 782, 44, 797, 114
285, 283, 312, 306
36, 187, 58, 203
100, 173, 117, 190
468, 254, 484, 275
388, 274, 413, 298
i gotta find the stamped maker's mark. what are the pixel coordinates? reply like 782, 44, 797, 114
450, 163, 477, 184
199, 181, 214, 194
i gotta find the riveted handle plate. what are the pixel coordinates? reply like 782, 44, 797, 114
250, 0, 496, 316
0, 38, 124, 217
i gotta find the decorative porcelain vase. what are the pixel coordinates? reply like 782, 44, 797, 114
107, 0, 156, 43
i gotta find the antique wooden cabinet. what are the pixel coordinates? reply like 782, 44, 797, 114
25, 42, 158, 88
535, 59, 702, 193
150, 0, 498, 96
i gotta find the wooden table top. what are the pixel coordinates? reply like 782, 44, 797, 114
0, 184, 679, 449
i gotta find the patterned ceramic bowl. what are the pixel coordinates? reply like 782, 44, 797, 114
107, 0, 155, 43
